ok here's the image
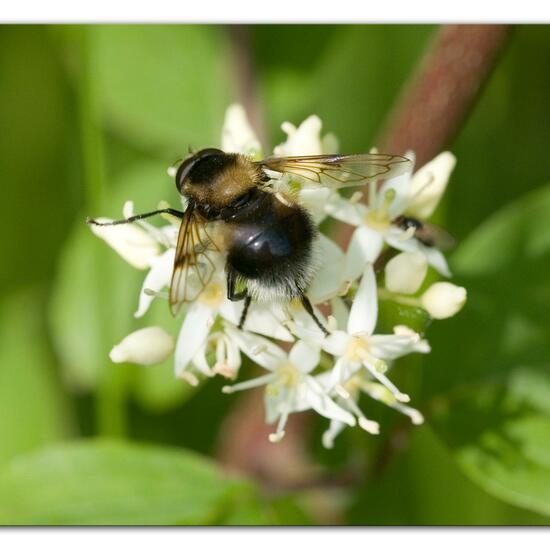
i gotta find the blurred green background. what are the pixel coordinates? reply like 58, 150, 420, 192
1, 24, 550, 525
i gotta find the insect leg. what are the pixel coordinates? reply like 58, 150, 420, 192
238, 296, 252, 330
300, 295, 329, 337
226, 268, 247, 302
86, 208, 185, 226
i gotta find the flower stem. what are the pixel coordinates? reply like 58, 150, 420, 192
78, 26, 128, 438
226, 25, 267, 148
378, 288, 421, 308
378, 24, 512, 168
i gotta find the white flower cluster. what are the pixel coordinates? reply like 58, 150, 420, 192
90, 104, 466, 447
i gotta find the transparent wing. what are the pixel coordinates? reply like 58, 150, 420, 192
415, 222, 456, 251
257, 153, 412, 189
169, 207, 219, 316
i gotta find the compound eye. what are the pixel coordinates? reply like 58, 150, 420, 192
174, 158, 192, 193
174, 148, 224, 193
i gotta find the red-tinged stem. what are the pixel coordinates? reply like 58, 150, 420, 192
227, 25, 267, 148
378, 24, 512, 168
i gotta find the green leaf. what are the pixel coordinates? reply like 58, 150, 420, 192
0, 27, 80, 293
49, 160, 193, 410
0, 289, 72, 466
91, 25, 233, 154
221, 493, 314, 525
433, 367, 550, 518
349, 426, 549, 525
423, 182, 550, 517
256, 25, 434, 150
453, 183, 550, 277
222, 495, 276, 525
377, 298, 432, 335
0, 440, 253, 525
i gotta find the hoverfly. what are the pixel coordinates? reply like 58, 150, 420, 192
88, 150, 422, 334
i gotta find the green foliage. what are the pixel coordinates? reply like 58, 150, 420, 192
255, 25, 434, 150
377, 298, 432, 335
423, 183, 550, 517
349, 426, 549, 525
91, 25, 233, 155
0, 27, 81, 295
0, 440, 254, 525
0, 290, 73, 466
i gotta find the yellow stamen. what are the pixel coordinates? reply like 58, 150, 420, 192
200, 282, 224, 308
365, 188, 396, 230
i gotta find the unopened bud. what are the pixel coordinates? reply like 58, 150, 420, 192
109, 326, 174, 366
421, 282, 467, 319
385, 251, 428, 294
407, 152, 456, 219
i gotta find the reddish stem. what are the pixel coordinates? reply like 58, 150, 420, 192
378, 24, 512, 168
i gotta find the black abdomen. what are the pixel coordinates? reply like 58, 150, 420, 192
225, 190, 316, 300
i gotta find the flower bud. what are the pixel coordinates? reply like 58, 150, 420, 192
407, 152, 456, 219
90, 220, 160, 269
385, 251, 428, 294
110, 326, 174, 366
421, 282, 467, 319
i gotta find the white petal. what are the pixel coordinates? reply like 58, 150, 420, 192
298, 188, 333, 224
90, 219, 160, 269
378, 172, 412, 219
110, 326, 174, 366
330, 297, 349, 331
122, 201, 174, 248
285, 301, 328, 340
385, 251, 428, 295
348, 264, 378, 336
307, 234, 346, 304
226, 336, 242, 371
421, 282, 467, 319
174, 303, 213, 376
341, 227, 384, 285
328, 356, 361, 389
418, 243, 452, 277
240, 303, 294, 342
135, 248, 175, 318
324, 194, 366, 227
225, 326, 287, 371
322, 132, 339, 154
407, 152, 456, 219
289, 340, 320, 374
368, 333, 429, 359
393, 325, 432, 353
386, 233, 452, 277
191, 341, 215, 377
274, 115, 324, 156
319, 331, 347, 357
325, 193, 369, 226
221, 103, 261, 156
218, 299, 242, 325
304, 377, 356, 426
